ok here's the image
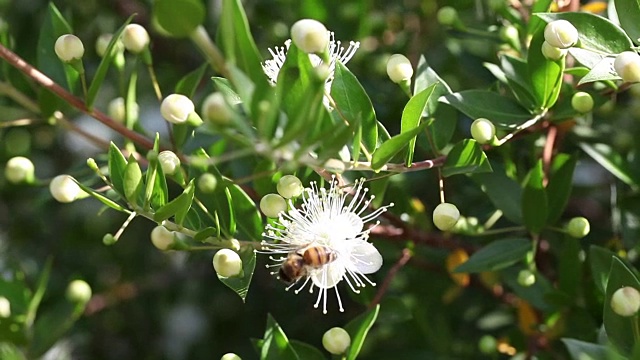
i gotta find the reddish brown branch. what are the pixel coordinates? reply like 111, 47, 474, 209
369, 248, 412, 309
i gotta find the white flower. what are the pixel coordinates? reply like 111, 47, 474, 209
261, 178, 393, 314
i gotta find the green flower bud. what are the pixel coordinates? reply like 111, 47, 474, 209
433, 202, 460, 231
470, 118, 496, 145
108, 97, 139, 124
54, 34, 85, 62
611, 286, 640, 317
213, 249, 243, 277
150, 225, 175, 250
499, 25, 519, 46
198, 173, 218, 194
0, 296, 10, 318
157, 150, 181, 175
322, 327, 351, 355
66, 279, 92, 303
49, 174, 82, 203
517, 269, 536, 287
571, 92, 594, 113
277, 175, 303, 199
544, 20, 579, 49
386, 54, 413, 84
103, 233, 117, 245
437, 6, 458, 26
290, 19, 329, 54
161, 94, 195, 124
5, 156, 35, 184
478, 335, 497, 354
541, 41, 567, 61
122, 24, 150, 54
566, 217, 590, 238
614, 51, 640, 83
202, 92, 232, 125
220, 353, 242, 360
260, 193, 287, 218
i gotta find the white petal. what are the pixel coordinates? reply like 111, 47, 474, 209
333, 212, 364, 239
349, 240, 383, 274
311, 262, 345, 289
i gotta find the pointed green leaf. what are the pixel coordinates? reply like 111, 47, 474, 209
260, 314, 299, 360
153, 180, 195, 224
454, 238, 531, 273
344, 305, 380, 360
590, 245, 621, 295
579, 143, 637, 187
108, 142, 128, 196
193, 227, 218, 242
72, 179, 128, 213
153, 0, 204, 37
528, 27, 564, 109
440, 90, 532, 128
562, 338, 625, 360
289, 341, 324, 360
442, 139, 492, 177
473, 170, 523, 224
227, 183, 264, 242
175, 63, 207, 97
371, 122, 429, 171
546, 154, 577, 224
123, 155, 143, 206
615, 0, 640, 45
522, 160, 548, 234
218, 246, 256, 302
578, 57, 620, 85
604, 258, 640, 356
37, 3, 76, 99
401, 84, 438, 165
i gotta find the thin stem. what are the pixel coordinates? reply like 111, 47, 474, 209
146, 63, 162, 101
438, 168, 445, 203
80, 72, 88, 99
189, 26, 230, 79
114, 211, 138, 240
470, 226, 527, 236
495, 110, 548, 146
483, 210, 503, 230
369, 248, 413, 309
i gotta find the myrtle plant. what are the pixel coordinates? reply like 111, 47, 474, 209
4, 0, 640, 359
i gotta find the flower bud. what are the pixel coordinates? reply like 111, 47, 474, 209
277, 175, 303, 199
0, 296, 10, 318
220, 353, 241, 360
54, 34, 85, 62
150, 225, 175, 250
571, 92, 594, 113
260, 193, 287, 218
437, 7, 458, 26
478, 335, 497, 354
213, 249, 243, 277
499, 25, 519, 49
157, 150, 181, 175
433, 202, 460, 231
541, 41, 567, 61
611, 286, 640, 317
386, 54, 413, 84
202, 92, 232, 125
323, 158, 346, 174
614, 51, 640, 83
108, 97, 139, 124
122, 24, 150, 54
470, 118, 496, 145
161, 94, 195, 124
66, 279, 92, 303
5, 156, 35, 184
198, 173, 218, 194
95, 33, 123, 57
544, 20, 578, 49
566, 216, 590, 238
49, 174, 82, 203
290, 19, 329, 54
322, 327, 351, 355
517, 269, 536, 287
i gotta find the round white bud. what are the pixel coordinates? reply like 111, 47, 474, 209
54, 34, 85, 62
65, 279, 92, 303
541, 41, 567, 61
322, 327, 351, 355
290, 19, 329, 54
611, 286, 640, 317
323, 158, 346, 174
220, 353, 241, 360
157, 150, 181, 175
386, 54, 413, 83
277, 175, 303, 199
0, 296, 10, 318
95, 33, 123, 57
571, 92, 594, 113
566, 216, 590, 238
122, 24, 150, 54
150, 225, 175, 251
543, 20, 579, 49
202, 92, 232, 125
198, 173, 218, 194
517, 269, 536, 287
161, 94, 195, 124
433, 202, 460, 231
470, 118, 496, 145
5, 156, 35, 184
260, 193, 287, 218
49, 174, 82, 203
213, 249, 243, 277
108, 97, 139, 124
614, 51, 640, 83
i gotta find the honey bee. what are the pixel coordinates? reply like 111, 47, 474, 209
278, 245, 337, 284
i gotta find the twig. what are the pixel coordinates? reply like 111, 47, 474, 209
369, 248, 412, 309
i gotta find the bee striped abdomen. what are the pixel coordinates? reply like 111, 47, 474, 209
302, 246, 336, 269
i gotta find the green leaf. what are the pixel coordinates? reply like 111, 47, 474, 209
25, 258, 52, 328
332, 62, 378, 157
344, 304, 380, 360
497, 55, 537, 110
604, 258, 640, 356
546, 154, 577, 224
590, 245, 621, 295
473, 170, 523, 224
454, 238, 531, 273
569, 47, 607, 68
561, 338, 625, 360
535, 12, 633, 54
174, 64, 207, 97
400, 84, 438, 165
527, 0, 553, 35
153, 0, 204, 37
217, 246, 256, 302
522, 161, 548, 234
528, 27, 564, 109
123, 155, 143, 206
579, 143, 637, 187
108, 142, 128, 197
153, 180, 195, 225
0, 343, 26, 360
578, 57, 620, 85
615, 0, 640, 46
371, 122, 429, 171
193, 227, 218, 242
442, 139, 492, 177
86, 17, 133, 108
440, 90, 532, 128
260, 314, 299, 360
289, 341, 324, 360
72, 179, 129, 213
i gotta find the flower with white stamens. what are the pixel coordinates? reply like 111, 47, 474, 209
261, 178, 393, 314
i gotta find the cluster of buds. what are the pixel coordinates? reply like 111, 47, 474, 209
259, 175, 303, 218
541, 20, 578, 60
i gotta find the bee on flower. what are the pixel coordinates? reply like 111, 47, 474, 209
260, 177, 393, 314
